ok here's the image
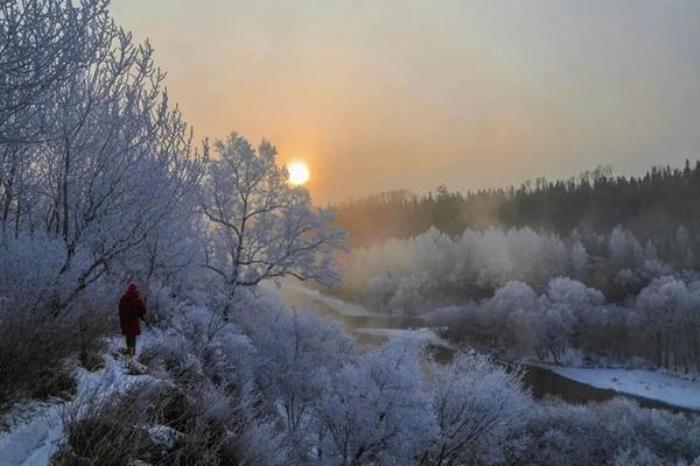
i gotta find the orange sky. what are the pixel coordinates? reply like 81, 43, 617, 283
112, 0, 700, 204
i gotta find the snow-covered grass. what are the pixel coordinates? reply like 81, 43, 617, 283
548, 366, 700, 411
0, 335, 159, 466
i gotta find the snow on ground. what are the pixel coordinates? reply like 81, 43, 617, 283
0, 334, 160, 466
548, 366, 700, 411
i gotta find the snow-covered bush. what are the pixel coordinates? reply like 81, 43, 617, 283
425, 352, 530, 464
504, 398, 700, 465
241, 295, 355, 440
138, 331, 203, 384
312, 335, 436, 465
614, 445, 663, 466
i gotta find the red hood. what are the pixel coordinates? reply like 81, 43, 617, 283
124, 290, 140, 300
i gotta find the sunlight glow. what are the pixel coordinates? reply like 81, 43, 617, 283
287, 160, 311, 186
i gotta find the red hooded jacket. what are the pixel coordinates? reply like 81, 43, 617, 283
119, 286, 147, 337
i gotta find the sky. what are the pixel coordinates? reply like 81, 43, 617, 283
112, 0, 700, 204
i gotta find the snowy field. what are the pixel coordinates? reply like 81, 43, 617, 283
549, 366, 700, 411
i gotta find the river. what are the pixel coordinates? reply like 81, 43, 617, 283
277, 284, 694, 414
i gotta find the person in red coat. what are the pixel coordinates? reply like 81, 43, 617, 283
119, 283, 147, 357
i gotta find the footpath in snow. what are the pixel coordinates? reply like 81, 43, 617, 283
0, 336, 158, 466
548, 366, 700, 411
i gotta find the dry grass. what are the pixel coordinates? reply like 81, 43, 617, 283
53, 383, 230, 466
79, 349, 106, 372
0, 304, 111, 411
30, 368, 77, 401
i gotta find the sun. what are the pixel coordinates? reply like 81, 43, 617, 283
287, 160, 310, 186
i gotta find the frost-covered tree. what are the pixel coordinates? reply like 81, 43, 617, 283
1, 0, 107, 238
0, 0, 206, 312
0, 0, 108, 145
424, 352, 529, 465
200, 133, 345, 316
608, 226, 644, 270
546, 278, 603, 327
481, 281, 540, 349
241, 299, 354, 438
313, 336, 436, 465
634, 276, 700, 371
571, 241, 589, 279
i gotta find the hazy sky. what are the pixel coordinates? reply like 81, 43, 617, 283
112, 0, 700, 203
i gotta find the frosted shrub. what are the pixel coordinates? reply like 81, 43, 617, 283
425, 352, 530, 464
614, 446, 662, 466
139, 331, 203, 383
505, 398, 700, 465
243, 301, 355, 436
223, 411, 290, 466
196, 380, 234, 425
202, 325, 254, 390
313, 336, 436, 465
